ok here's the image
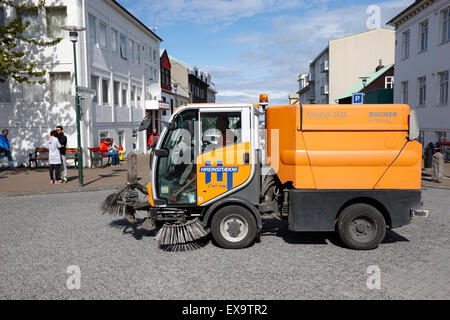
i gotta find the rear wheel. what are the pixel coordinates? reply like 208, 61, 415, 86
337, 203, 386, 250
211, 205, 257, 249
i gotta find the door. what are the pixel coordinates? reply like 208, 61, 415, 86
196, 108, 252, 205
155, 109, 199, 205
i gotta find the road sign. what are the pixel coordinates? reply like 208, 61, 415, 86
352, 93, 364, 104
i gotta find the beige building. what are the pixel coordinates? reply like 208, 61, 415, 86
298, 28, 395, 104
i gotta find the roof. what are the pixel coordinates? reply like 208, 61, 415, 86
110, 0, 163, 42
336, 64, 394, 100
387, 0, 425, 26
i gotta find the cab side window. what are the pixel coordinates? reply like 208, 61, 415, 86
201, 112, 241, 152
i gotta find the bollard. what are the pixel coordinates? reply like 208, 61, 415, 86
432, 152, 444, 183
127, 152, 138, 183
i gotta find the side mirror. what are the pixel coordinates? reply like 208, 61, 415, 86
168, 114, 180, 130
168, 121, 177, 130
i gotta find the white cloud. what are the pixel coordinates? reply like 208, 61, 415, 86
128, 0, 305, 28
213, 0, 414, 105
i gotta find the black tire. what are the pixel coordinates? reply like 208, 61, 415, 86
211, 205, 257, 249
337, 203, 386, 250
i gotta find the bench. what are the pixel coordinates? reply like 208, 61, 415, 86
88, 147, 111, 168
28, 147, 78, 168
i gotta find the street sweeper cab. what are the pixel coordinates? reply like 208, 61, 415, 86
103, 95, 428, 250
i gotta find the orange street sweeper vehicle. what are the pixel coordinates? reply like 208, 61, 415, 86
102, 96, 428, 250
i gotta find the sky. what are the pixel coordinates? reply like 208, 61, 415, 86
117, 0, 414, 106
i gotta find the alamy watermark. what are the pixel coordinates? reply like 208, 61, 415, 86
366, 265, 381, 289
66, 265, 81, 290
367, 5, 381, 30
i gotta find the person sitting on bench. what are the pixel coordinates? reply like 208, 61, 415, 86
100, 138, 120, 167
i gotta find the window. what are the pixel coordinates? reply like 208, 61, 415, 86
118, 130, 124, 148
111, 29, 118, 55
439, 71, 449, 104
161, 68, 171, 88
442, 7, 450, 43
401, 81, 408, 104
18, 8, 41, 38
23, 81, 45, 102
418, 77, 426, 106
136, 45, 140, 64
156, 109, 199, 204
137, 87, 142, 107
99, 131, 108, 143
99, 21, 107, 48
131, 85, 136, 107
149, 66, 153, 80
200, 112, 242, 151
419, 20, 428, 51
153, 49, 157, 62
120, 34, 127, 58
50, 73, 71, 103
402, 30, 410, 59
46, 7, 67, 39
90, 75, 98, 103
385, 76, 394, 89
113, 81, 120, 106
88, 14, 96, 45
0, 77, 11, 103
130, 40, 134, 63
122, 83, 127, 106
102, 78, 109, 105
437, 131, 447, 142
154, 68, 157, 81
146, 84, 152, 100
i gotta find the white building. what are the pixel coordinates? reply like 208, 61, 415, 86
297, 29, 395, 104
0, 0, 162, 167
388, 0, 450, 146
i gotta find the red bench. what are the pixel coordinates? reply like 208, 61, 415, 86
29, 147, 78, 168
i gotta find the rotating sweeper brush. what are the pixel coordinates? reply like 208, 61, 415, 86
155, 218, 210, 251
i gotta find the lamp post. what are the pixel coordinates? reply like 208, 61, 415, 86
173, 82, 179, 114
359, 76, 369, 104
61, 25, 85, 186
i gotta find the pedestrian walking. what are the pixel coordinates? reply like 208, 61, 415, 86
148, 128, 159, 170
0, 129, 19, 172
56, 126, 68, 183
44, 130, 62, 184
100, 138, 120, 166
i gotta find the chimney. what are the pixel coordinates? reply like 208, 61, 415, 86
375, 59, 384, 72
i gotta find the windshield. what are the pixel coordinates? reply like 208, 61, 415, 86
156, 110, 198, 204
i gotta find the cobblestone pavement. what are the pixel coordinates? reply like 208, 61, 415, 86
0, 187, 448, 300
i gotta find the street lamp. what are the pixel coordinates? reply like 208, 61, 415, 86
61, 25, 85, 186
173, 82, 179, 115
359, 76, 369, 104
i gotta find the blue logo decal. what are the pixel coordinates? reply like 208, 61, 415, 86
200, 161, 239, 190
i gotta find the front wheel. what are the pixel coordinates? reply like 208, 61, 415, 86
337, 203, 386, 250
211, 205, 257, 249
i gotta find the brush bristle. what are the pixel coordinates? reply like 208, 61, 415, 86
155, 218, 209, 247
101, 192, 124, 215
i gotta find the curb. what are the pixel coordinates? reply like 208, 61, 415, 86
421, 183, 450, 191
0, 184, 123, 197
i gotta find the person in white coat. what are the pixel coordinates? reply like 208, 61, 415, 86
44, 130, 62, 184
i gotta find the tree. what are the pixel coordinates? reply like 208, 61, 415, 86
0, 0, 62, 84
